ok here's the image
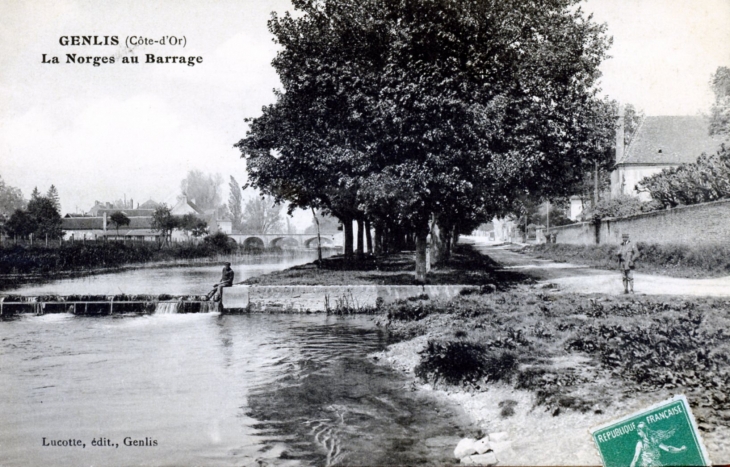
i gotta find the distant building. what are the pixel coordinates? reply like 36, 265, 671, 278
610, 115, 726, 201
62, 214, 160, 241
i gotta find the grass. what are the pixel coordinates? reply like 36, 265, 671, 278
380, 290, 730, 428
243, 244, 528, 286
525, 243, 730, 278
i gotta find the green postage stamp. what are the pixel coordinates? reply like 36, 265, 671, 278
590, 395, 711, 467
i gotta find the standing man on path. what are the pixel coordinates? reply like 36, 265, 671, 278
206, 262, 234, 301
617, 233, 639, 294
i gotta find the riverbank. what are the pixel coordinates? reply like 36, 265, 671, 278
0, 242, 330, 290
233, 243, 730, 462
373, 289, 730, 464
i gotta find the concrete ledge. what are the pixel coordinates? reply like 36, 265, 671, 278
222, 285, 478, 312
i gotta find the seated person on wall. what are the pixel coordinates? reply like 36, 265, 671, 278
206, 262, 234, 301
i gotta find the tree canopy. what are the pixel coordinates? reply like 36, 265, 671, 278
237, 0, 614, 280
180, 170, 224, 211
710, 66, 730, 138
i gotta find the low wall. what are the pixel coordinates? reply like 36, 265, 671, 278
552, 199, 730, 246
222, 285, 478, 312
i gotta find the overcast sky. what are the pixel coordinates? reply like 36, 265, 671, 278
0, 0, 728, 226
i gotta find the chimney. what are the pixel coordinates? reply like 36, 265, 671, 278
615, 103, 625, 164
103, 212, 107, 232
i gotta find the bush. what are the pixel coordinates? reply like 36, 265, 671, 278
581, 194, 660, 220
203, 232, 237, 254
415, 340, 517, 387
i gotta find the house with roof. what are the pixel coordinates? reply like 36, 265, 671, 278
610, 115, 726, 201
62, 213, 160, 241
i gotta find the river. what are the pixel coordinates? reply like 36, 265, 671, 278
0, 255, 470, 466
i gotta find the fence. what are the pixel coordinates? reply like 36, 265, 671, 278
550, 198, 730, 247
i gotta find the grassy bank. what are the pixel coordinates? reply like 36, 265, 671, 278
525, 243, 730, 278
0, 241, 290, 276
378, 289, 730, 428
244, 244, 526, 286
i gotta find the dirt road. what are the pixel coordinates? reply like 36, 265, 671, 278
468, 240, 730, 297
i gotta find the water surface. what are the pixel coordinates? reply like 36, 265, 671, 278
0, 313, 469, 466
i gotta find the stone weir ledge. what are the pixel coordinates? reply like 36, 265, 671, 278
0, 285, 479, 316
222, 284, 480, 312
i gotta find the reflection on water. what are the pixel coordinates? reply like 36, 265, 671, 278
1, 253, 323, 296
0, 313, 469, 466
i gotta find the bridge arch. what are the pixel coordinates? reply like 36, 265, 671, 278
270, 237, 300, 249
303, 236, 335, 248
242, 236, 265, 251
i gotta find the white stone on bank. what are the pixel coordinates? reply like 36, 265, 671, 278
488, 431, 509, 442
454, 438, 478, 459
473, 437, 491, 454
460, 452, 498, 466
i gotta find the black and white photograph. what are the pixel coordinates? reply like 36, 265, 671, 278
1, 0, 729, 465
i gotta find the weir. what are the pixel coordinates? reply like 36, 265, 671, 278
0, 294, 219, 317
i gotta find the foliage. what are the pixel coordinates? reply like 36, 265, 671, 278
180, 170, 224, 211
109, 211, 130, 237
710, 66, 730, 137
240, 195, 284, 233
178, 213, 208, 238
4, 209, 34, 238
415, 340, 517, 387
228, 176, 243, 231
46, 185, 61, 213
0, 175, 26, 218
203, 231, 236, 253
237, 0, 615, 280
27, 197, 63, 239
637, 145, 730, 208
151, 204, 178, 245
580, 194, 659, 220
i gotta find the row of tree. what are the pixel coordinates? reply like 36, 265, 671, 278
236, 0, 619, 281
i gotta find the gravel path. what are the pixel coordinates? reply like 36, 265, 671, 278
468, 240, 730, 297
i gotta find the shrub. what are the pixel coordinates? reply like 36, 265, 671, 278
415, 340, 517, 386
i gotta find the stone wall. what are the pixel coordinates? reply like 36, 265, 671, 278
551, 199, 730, 246
222, 285, 478, 312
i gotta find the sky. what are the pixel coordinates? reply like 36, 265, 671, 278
0, 0, 728, 227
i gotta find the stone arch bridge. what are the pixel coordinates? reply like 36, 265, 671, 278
229, 233, 339, 249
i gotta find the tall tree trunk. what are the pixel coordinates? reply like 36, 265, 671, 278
311, 207, 322, 266
356, 218, 364, 259
373, 224, 382, 256
415, 230, 428, 284
343, 218, 354, 259
365, 219, 372, 254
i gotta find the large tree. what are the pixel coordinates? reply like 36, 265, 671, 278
46, 185, 61, 213
27, 196, 63, 240
180, 170, 224, 211
238, 0, 613, 281
228, 176, 243, 232
0, 175, 26, 218
240, 195, 285, 234
710, 66, 730, 138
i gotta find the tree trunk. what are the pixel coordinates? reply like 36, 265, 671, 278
343, 218, 354, 259
365, 219, 372, 254
311, 207, 322, 266
430, 217, 444, 265
356, 218, 364, 259
374, 224, 382, 256
415, 230, 428, 284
